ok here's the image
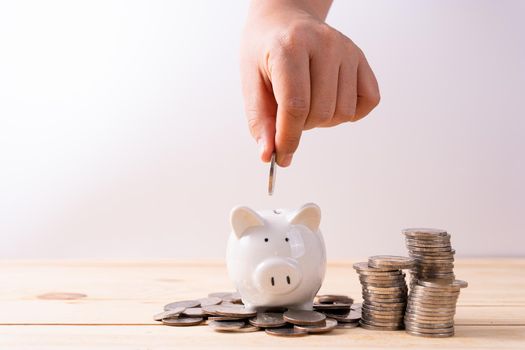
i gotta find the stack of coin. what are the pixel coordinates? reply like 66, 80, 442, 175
403, 228, 468, 337
353, 256, 415, 331
404, 279, 468, 337
154, 292, 361, 336
403, 228, 455, 287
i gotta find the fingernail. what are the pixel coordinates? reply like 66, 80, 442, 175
257, 139, 266, 160
280, 153, 293, 167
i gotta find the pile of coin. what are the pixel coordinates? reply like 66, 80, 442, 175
154, 292, 362, 337
402, 228, 468, 337
353, 256, 415, 331
403, 228, 456, 286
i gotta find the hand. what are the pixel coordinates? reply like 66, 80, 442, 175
240, 0, 380, 167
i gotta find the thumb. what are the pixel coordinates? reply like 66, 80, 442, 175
241, 69, 277, 162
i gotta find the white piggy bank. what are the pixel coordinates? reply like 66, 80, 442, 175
226, 203, 326, 311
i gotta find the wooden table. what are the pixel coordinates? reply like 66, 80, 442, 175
1, 259, 524, 349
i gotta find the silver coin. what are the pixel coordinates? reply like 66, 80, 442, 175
153, 307, 186, 321
162, 317, 204, 326
268, 152, 276, 195
406, 329, 454, 337
353, 262, 399, 273
313, 302, 352, 311
164, 299, 200, 311
363, 303, 405, 311
322, 309, 361, 322
404, 320, 454, 329
249, 312, 287, 328
359, 320, 403, 331
207, 316, 247, 321
316, 294, 353, 304
294, 318, 338, 333
198, 297, 222, 307
360, 274, 407, 281
208, 320, 246, 331
231, 324, 261, 333
368, 255, 415, 270
402, 228, 448, 238
265, 326, 308, 337
221, 292, 242, 304
417, 279, 468, 289
336, 321, 360, 329
283, 310, 326, 326
181, 307, 205, 317
207, 304, 257, 318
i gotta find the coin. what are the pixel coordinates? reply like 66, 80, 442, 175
336, 321, 360, 329
294, 318, 338, 333
231, 324, 261, 333
316, 295, 353, 304
323, 309, 361, 323
417, 279, 468, 289
283, 310, 326, 326
181, 307, 205, 317
265, 326, 309, 337
162, 317, 204, 326
198, 297, 222, 307
402, 228, 448, 239
359, 320, 403, 331
208, 320, 246, 331
153, 307, 186, 321
207, 316, 247, 321
164, 299, 200, 311
406, 329, 454, 338
249, 312, 287, 328
368, 255, 415, 270
353, 262, 399, 272
209, 305, 257, 318
313, 302, 352, 310
268, 152, 276, 195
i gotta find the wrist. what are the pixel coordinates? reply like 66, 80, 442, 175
248, 0, 332, 22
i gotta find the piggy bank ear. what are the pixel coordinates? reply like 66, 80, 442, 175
230, 206, 264, 239
288, 203, 321, 232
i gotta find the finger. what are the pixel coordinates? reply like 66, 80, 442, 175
327, 57, 358, 127
354, 53, 380, 121
271, 50, 310, 167
303, 53, 339, 130
241, 66, 277, 163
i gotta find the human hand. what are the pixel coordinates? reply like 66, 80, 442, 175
240, 0, 380, 167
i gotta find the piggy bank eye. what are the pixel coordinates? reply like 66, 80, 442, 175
264, 238, 269, 242
285, 237, 289, 242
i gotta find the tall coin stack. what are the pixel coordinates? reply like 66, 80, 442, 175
402, 228, 468, 337
353, 256, 415, 331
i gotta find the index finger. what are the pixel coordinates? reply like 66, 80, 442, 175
271, 50, 311, 167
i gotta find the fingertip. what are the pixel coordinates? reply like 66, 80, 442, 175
258, 137, 274, 163
277, 153, 293, 167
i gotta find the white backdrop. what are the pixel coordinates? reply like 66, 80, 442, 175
1, 0, 524, 259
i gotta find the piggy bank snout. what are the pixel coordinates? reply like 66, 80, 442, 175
253, 258, 303, 295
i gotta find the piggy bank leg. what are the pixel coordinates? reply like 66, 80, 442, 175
289, 300, 314, 311
242, 302, 257, 312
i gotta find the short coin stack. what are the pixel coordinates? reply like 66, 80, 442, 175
353, 256, 415, 330
154, 292, 362, 337
402, 228, 468, 337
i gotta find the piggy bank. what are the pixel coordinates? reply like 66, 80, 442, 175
226, 203, 326, 311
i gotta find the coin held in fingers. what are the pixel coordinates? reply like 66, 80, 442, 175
268, 152, 276, 195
